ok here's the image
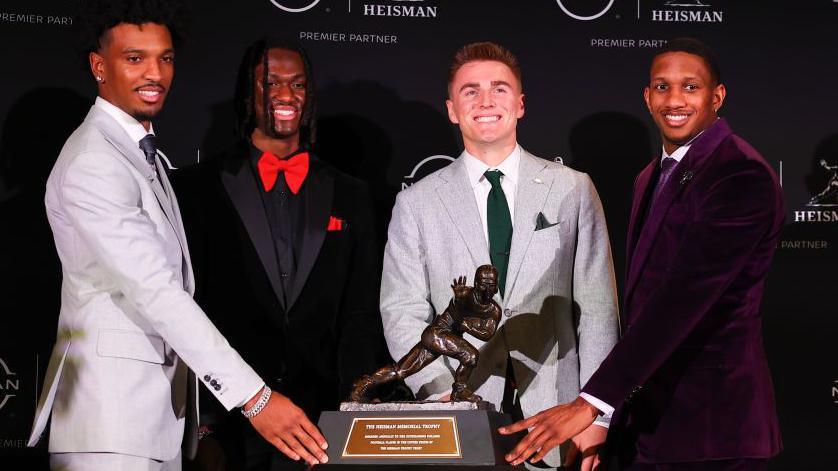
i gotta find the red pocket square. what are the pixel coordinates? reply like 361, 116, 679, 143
327, 216, 345, 231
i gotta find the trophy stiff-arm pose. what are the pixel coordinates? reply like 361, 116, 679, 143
351, 265, 501, 402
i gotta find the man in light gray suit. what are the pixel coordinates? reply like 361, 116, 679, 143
380, 42, 619, 469
27, 2, 328, 469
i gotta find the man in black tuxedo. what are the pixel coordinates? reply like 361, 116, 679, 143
175, 38, 386, 470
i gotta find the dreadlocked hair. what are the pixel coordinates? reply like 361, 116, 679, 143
233, 37, 317, 146
75, 0, 190, 71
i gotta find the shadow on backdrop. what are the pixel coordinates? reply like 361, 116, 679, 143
316, 80, 459, 243
196, 99, 238, 167
569, 112, 653, 297
0, 86, 88, 349
0, 87, 89, 466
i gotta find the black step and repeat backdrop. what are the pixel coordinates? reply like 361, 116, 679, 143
1, 1, 836, 469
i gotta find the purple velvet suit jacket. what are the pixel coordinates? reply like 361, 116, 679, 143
582, 119, 783, 463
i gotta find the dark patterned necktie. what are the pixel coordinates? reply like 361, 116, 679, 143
139, 134, 157, 166
485, 170, 512, 297
650, 157, 678, 210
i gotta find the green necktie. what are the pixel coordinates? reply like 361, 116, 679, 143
484, 170, 512, 297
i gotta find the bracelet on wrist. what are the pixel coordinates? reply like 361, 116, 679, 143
241, 385, 272, 419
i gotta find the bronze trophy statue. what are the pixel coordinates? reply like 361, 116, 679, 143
350, 264, 502, 403
320, 265, 521, 466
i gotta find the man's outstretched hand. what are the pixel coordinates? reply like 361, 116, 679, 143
565, 423, 607, 471
498, 396, 599, 466
247, 391, 329, 466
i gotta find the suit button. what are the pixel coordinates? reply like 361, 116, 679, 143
210, 380, 218, 387
214, 384, 221, 391
203, 375, 211, 382
627, 385, 644, 402
281, 272, 289, 279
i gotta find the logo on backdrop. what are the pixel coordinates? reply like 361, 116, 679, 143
269, 0, 321, 13
359, 0, 439, 18
555, 0, 616, 21
0, 357, 20, 413
649, 0, 724, 23
807, 159, 838, 206
402, 155, 455, 190
795, 159, 838, 223
0, 11, 73, 25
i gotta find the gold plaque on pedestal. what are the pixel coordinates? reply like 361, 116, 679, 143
341, 416, 461, 458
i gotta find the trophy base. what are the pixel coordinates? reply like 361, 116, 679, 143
339, 400, 496, 412
317, 401, 524, 468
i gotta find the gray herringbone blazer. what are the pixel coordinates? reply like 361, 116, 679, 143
380, 149, 619, 467
29, 105, 262, 461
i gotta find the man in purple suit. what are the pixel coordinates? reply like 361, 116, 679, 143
501, 38, 783, 470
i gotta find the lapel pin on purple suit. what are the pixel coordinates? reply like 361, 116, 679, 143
679, 171, 694, 185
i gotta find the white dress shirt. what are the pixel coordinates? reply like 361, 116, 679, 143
661, 125, 707, 166
95, 96, 155, 143
95, 96, 178, 170
462, 144, 521, 244
662, 142, 691, 164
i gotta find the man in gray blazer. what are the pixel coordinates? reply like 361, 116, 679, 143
380, 42, 619, 469
27, 2, 328, 469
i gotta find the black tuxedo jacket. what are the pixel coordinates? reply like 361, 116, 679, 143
174, 141, 387, 419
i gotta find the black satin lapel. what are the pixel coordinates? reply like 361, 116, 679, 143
287, 167, 334, 311
220, 158, 286, 311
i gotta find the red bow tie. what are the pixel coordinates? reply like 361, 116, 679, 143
257, 151, 309, 194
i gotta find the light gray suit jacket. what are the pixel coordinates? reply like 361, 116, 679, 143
381, 150, 619, 467
28, 106, 262, 461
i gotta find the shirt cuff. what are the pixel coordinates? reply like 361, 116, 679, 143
593, 417, 612, 429
579, 392, 614, 416
580, 393, 614, 429
237, 383, 267, 409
